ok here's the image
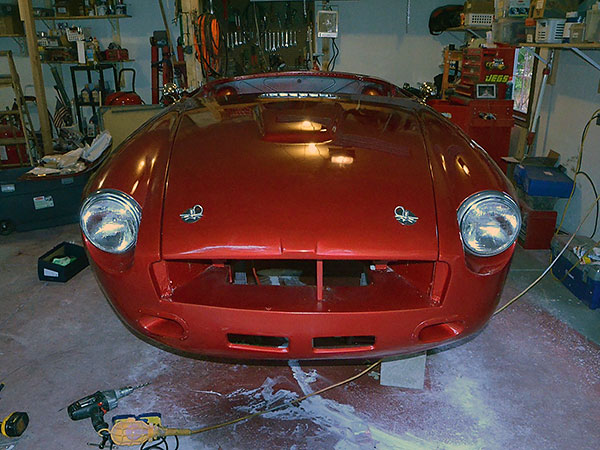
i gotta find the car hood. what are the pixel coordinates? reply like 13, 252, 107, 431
161, 98, 438, 260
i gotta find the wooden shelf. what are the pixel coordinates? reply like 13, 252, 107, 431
34, 14, 131, 20
0, 34, 25, 38
446, 26, 492, 32
518, 43, 600, 49
42, 59, 134, 65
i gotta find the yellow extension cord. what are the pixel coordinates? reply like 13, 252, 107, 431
109, 359, 382, 444
554, 109, 600, 238
546, 109, 600, 285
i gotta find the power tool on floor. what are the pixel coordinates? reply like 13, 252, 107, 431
67, 383, 149, 448
0, 383, 29, 439
1, 412, 29, 438
110, 416, 193, 446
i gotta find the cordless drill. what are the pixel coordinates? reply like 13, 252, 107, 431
67, 383, 148, 447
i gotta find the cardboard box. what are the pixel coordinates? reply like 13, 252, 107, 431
530, 0, 579, 19
465, 0, 495, 14
493, 17, 527, 43
0, 3, 23, 35
54, 0, 85, 17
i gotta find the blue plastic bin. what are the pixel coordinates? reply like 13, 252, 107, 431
514, 165, 574, 198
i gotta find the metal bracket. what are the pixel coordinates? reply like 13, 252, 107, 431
570, 47, 600, 73
522, 46, 549, 66
12, 36, 28, 56
526, 48, 555, 157
464, 28, 487, 38
107, 17, 122, 46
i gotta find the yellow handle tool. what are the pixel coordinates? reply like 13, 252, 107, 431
110, 418, 193, 446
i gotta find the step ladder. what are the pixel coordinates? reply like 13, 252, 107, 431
0, 50, 39, 167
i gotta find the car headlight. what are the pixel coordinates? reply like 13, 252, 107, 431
457, 191, 521, 257
80, 189, 142, 254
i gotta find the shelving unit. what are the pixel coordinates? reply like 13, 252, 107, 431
42, 59, 135, 65
518, 42, 600, 49
70, 61, 119, 135
446, 26, 492, 31
34, 14, 131, 20
35, 13, 131, 47
33, 11, 134, 136
441, 48, 463, 99
445, 26, 491, 38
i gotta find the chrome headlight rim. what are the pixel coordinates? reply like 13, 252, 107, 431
80, 189, 142, 254
457, 190, 521, 257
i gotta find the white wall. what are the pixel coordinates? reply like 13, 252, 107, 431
331, 0, 455, 86
534, 50, 600, 241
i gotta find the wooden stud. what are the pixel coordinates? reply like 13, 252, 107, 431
18, 0, 53, 156
181, 0, 203, 88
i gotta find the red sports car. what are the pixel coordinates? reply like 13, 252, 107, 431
80, 72, 521, 360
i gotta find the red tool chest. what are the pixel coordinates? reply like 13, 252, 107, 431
428, 97, 514, 171
456, 46, 516, 99
518, 199, 557, 250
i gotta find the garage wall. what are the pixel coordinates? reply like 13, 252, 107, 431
1, 1, 456, 114
331, 0, 455, 86
534, 51, 600, 241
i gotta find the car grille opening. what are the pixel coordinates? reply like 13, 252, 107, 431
313, 335, 376, 349
151, 259, 443, 312
227, 334, 289, 349
230, 260, 369, 287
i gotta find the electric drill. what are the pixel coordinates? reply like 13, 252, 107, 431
67, 383, 148, 446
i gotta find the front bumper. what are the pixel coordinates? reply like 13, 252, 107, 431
89, 252, 511, 360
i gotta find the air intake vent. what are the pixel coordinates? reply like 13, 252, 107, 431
313, 335, 375, 349
227, 334, 289, 349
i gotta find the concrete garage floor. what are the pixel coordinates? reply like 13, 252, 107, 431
1, 224, 599, 449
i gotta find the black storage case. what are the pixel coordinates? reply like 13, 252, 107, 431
38, 242, 89, 282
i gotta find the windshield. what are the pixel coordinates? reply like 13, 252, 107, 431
201, 72, 409, 99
